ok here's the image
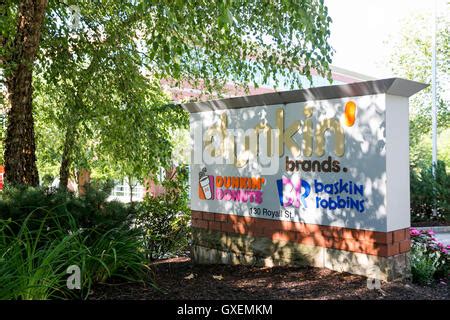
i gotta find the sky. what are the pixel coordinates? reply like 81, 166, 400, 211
325, 0, 439, 78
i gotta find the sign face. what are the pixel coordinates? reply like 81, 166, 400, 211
186, 78, 427, 232
190, 94, 391, 231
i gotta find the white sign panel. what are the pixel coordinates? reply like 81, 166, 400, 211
186, 79, 426, 232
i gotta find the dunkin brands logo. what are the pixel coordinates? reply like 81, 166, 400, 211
194, 101, 358, 174
199, 168, 265, 204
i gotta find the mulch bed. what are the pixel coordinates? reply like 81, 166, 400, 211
90, 257, 448, 300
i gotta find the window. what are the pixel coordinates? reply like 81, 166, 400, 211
110, 179, 145, 202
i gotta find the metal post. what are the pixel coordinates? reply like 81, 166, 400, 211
431, 0, 438, 216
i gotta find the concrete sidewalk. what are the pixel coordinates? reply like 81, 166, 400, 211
416, 226, 450, 246
434, 233, 450, 246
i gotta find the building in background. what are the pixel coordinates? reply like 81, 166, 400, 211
164, 65, 375, 102
108, 178, 146, 203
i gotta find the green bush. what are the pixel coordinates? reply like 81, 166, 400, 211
0, 184, 148, 300
410, 228, 449, 285
410, 161, 450, 222
0, 212, 82, 299
0, 181, 134, 233
410, 245, 440, 285
80, 226, 147, 286
0, 173, 193, 299
135, 166, 190, 260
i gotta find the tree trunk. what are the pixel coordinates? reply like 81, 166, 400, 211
78, 168, 90, 196
4, 0, 48, 186
59, 124, 77, 190
128, 176, 134, 204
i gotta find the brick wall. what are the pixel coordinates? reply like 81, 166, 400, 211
191, 210, 410, 257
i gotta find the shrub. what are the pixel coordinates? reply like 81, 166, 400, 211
135, 166, 190, 260
410, 246, 440, 285
0, 211, 84, 299
0, 184, 148, 299
80, 226, 147, 286
410, 161, 450, 222
0, 181, 134, 234
410, 228, 449, 285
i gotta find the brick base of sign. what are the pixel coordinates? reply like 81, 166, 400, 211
191, 211, 411, 281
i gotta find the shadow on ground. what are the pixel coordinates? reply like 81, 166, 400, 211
90, 257, 448, 300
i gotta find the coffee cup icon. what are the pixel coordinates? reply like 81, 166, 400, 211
199, 175, 212, 200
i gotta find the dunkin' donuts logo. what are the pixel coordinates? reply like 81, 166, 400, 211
198, 168, 265, 204
198, 168, 214, 200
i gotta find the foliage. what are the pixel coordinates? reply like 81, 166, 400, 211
78, 225, 147, 289
386, 11, 450, 170
33, 42, 182, 184
410, 161, 450, 222
38, 0, 333, 90
135, 166, 190, 260
0, 213, 82, 299
410, 246, 440, 286
410, 228, 449, 285
410, 128, 450, 171
0, 181, 132, 231
3, 0, 334, 187
0, 184, 148, 299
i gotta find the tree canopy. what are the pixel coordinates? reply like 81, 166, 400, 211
1, 0, 333, 186
386, 11, 449, 169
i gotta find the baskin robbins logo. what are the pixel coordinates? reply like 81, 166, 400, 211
276, 175, 310, 208
276, 175, 366, 213
198, 168, 265, 204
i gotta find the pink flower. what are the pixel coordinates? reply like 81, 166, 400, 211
427, 230, 435, 235
442, 249, 448, 255
410, 229, 420, 237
